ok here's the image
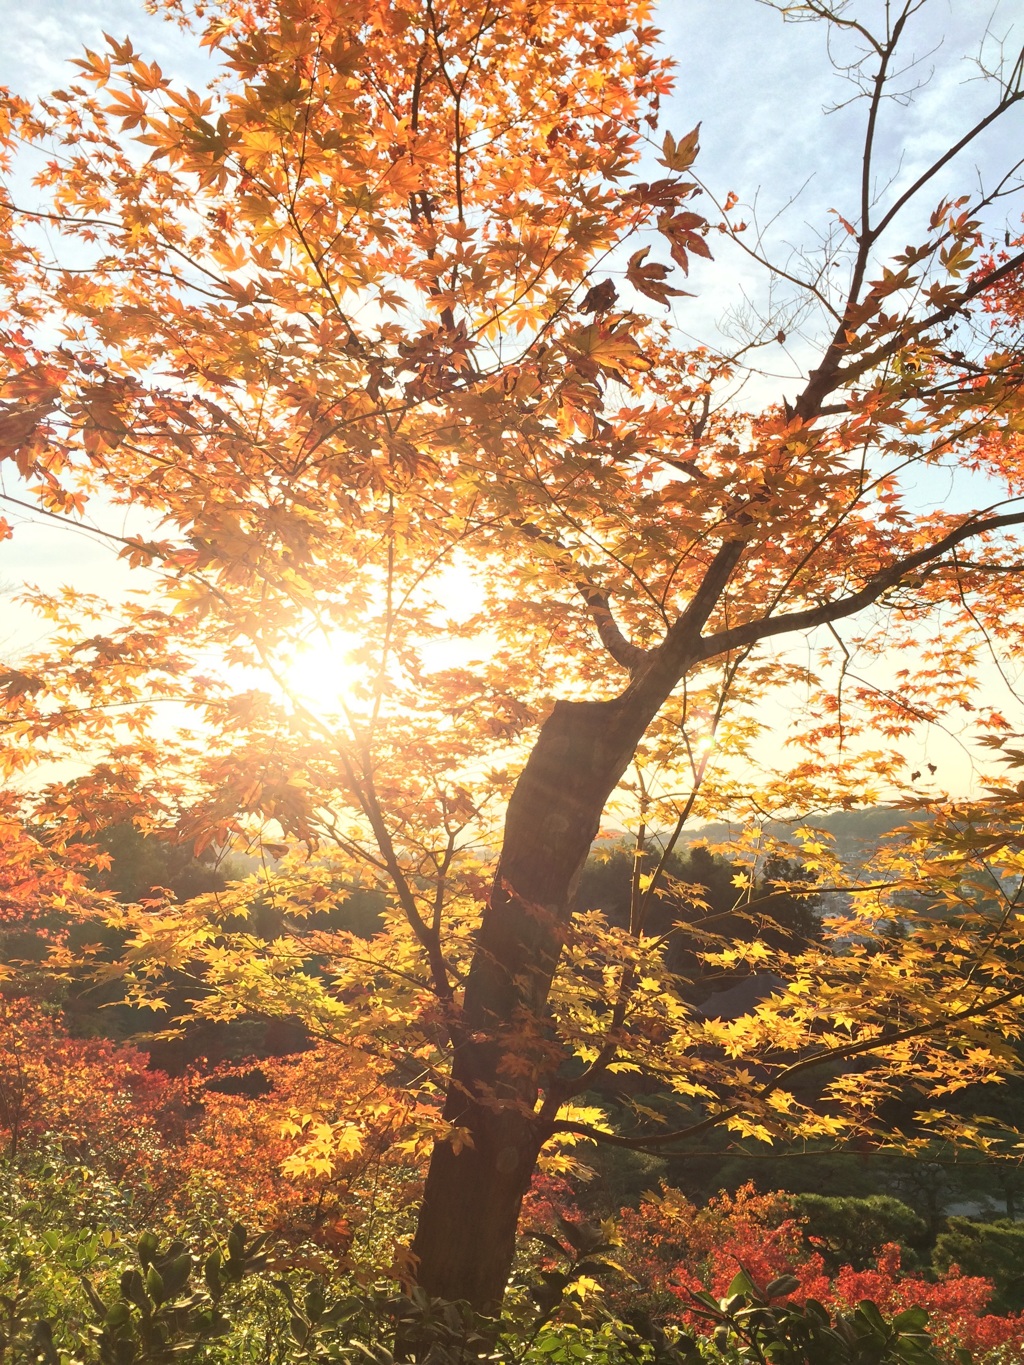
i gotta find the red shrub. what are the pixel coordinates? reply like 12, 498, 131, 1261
607, 1182, 1024, 1361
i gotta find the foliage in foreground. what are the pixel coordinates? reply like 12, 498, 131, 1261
1, 1210, 1016, 1365
4, 1112, 1024, 1362
525, 1180, 1024, 1363
4, 939, 1024, 1364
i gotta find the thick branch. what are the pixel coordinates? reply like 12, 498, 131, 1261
624, 539, 747, 711
696, 509, 1024, 663
513, 519, 649, 674
578, 586, 648, 674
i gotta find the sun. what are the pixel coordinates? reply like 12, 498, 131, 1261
276, 629, 368, 717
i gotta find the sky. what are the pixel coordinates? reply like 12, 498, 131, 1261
1, 0, 1023, 798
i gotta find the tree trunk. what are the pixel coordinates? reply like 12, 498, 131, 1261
407, 689, 662, 1323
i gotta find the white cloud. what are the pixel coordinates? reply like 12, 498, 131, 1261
0, 0, 211, 96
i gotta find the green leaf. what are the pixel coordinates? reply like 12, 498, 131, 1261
304, 1279, 325, 1323
137, 1231, 159, 1268
204, 1248, 223, 1298
530, 1231, 570, 1258
892, 1306, 929, 1332
725, 1269, 756, 1299
120, 1268, 148, 1312
145, 1264, 165, 1306
159, 1251, 191, 1300
764, 1274, 800, 1300
103, 1301, 132, 1329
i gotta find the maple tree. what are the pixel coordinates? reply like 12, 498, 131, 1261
3, 0, 1024, 1326
0, 994, 184, 1216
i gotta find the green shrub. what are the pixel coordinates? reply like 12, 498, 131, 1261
790, 1195, 929, 1271
933, 1219, 1024, 1314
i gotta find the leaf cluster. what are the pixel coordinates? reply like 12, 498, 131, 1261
685, 1269, 963, 1365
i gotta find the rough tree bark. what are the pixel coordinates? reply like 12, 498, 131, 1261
408, 695, 648, 1314
406, 588, 725, 1316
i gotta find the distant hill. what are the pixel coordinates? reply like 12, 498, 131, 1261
664, 805, 927, 869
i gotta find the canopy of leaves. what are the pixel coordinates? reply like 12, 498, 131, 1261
2, 0, 1024, 1245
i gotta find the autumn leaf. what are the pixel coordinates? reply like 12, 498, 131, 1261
563, 324, 651, 376
659, 123, 701, 172
659, 208, 713, 274
626, 247, 689, 306
579, 279, 619, 314
0, 671, 46, 708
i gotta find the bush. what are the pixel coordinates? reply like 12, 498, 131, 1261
600, 1184, 1024, 1362
685, 1268, 959, 1364
790, 1194, 928, 1272
934, 1220, 1024, 1314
